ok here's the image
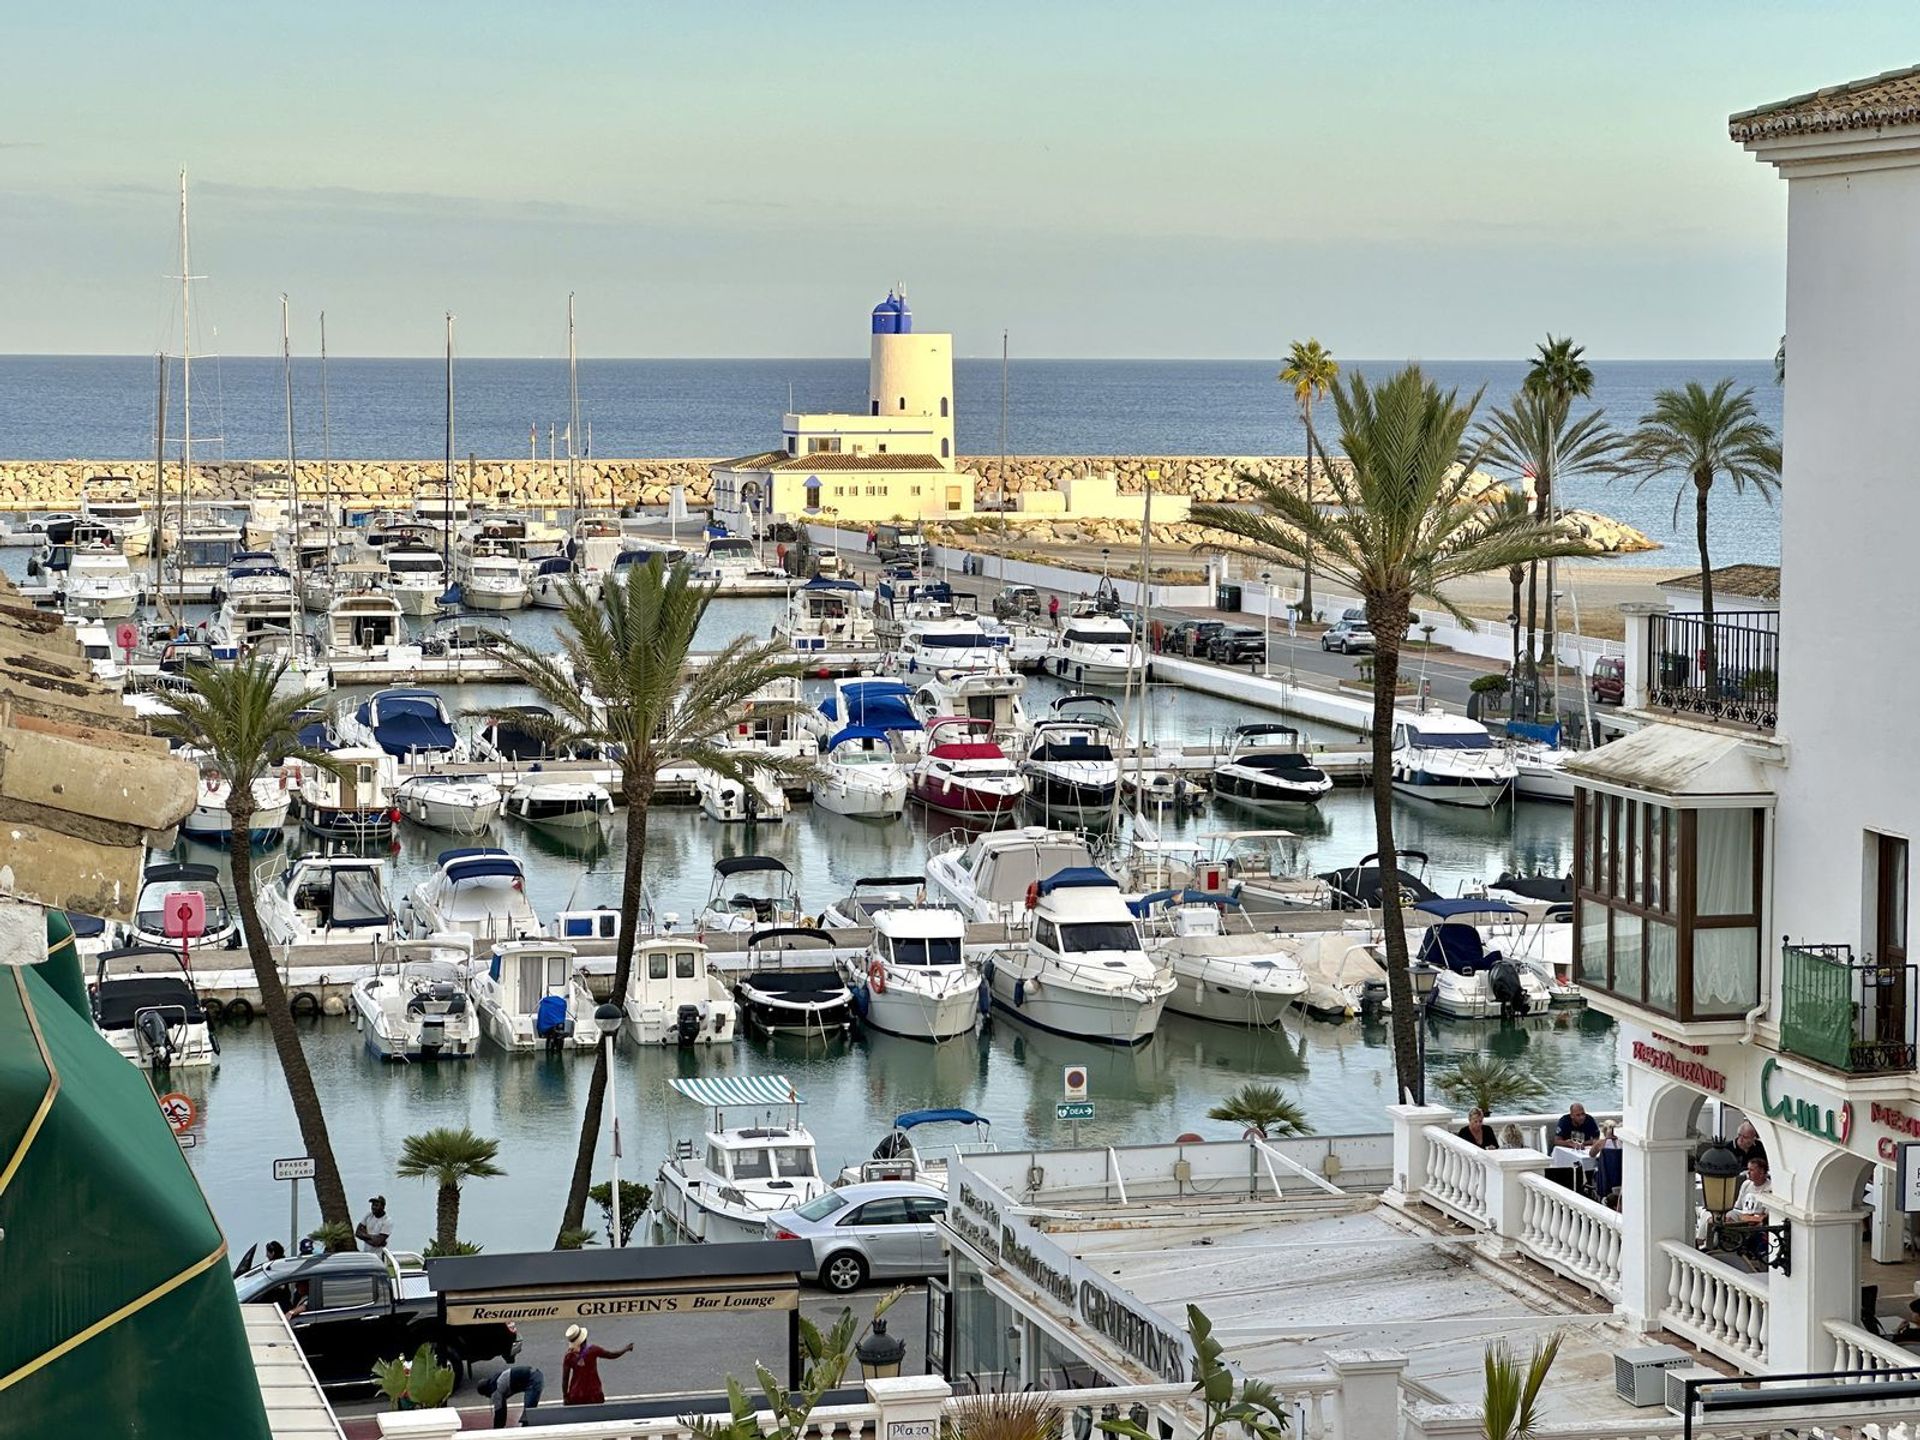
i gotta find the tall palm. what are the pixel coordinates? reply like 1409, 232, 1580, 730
498, 558, 816, 1240
1481, 1333, 1562, 1440
1621, 380, 1781, 698
1194, 367, 1586, 1101
147, 660, 353, 1239
396, 1126, 505, 1253
1278, 339, 1339, 621
1478, 390, 1624, 694
1207, 1082, 1313, 1140
1515, 336, 1597, 689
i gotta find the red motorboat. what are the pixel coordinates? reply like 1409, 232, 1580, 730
909, 717, 1025, 817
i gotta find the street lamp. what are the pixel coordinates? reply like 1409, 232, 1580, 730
1409, 961, 1440, 1104
1261, 570, 1273, 679
855, 1317, 907, 1379
593, 1002, 624, 1245
1695, 1137, 1742, 1219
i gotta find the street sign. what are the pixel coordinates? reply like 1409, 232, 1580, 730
273, 1156, 317, 1182
1056, 1101, 1096, 1121
1062, 1065, 1089, 1101
157, 1091, 196, 1133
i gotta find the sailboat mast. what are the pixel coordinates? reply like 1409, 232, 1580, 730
282, 295, 300, 666
320, 310, 333, 553
443, 313, 455, 570
178, 171, 193, 610
153, 353, 168, 614
567, 293, 581, 515
1000, 329, 1009, 510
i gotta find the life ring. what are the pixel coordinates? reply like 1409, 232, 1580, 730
1025, 881, 1040, 911
867, 960, 886, 995
290, 991, 321, 1019
224, 996, 255, 1024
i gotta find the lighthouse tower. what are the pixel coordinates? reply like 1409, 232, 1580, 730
868, 289, 955, 465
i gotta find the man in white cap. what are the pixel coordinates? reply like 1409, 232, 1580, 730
561, 1324, 632, 1406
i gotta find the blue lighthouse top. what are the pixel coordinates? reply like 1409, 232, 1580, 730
870, 289, 914, 335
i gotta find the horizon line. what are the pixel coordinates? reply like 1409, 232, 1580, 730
0, 352, 1780, 365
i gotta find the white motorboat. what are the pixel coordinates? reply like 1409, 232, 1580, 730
838, 1108, 995, 1189
847, 907, 982, 1042
121, 863, 241, 955
775, 576, 875, 655
205, 591, 298, 663
178, 762, 291, 846
623, 935, 737, 1045
871, 575, 957, 644
1389, 711, 1517, 809
468, 939, 598, 1053
319, 589, 408, 663
1019, 698, 1123, 819
655, 1075, 826, 1243
899, 616, 1014, 676
697, 854, 803, 934
167, 518, 246, 598
384, 540, 449, 617
982, 867, 1174, 1045
401, 847, 543, 942
63, 550, 142, 619
1135, 890, 1312, 1026
528, 554, 601, 609
258, 853, 397, 949
349, 935, 481, 1061
90, 945, 218, 1070
696, 767, 790, 823
807, 677, 925, 758
338, 687, 468, 764
296, 745, 399, 842
458, 548, 530, 612
924, 825, 1095, 927
1211, 723, 1334, 809
909, 716, 1025, 819
909, 667, 1030, 746
1507, 730, 1576, 803
80, 482, 152, 556
1404, 898, 1555, 1018
733, 928, 855, 1036
820, 874, 938, 929
504, 780, 613, 830
1043, 609, 1142, 687
392, 774, 504, 834
812, 727, 907, 819
689, 534, 784, 590
218, 551, 293, 600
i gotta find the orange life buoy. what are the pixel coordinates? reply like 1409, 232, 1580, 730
867, 960, 886, 994
1025, 881, 1040, 911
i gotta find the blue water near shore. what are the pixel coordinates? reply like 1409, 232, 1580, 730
0, 355, 1781, 566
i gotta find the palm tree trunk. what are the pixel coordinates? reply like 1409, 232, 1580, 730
1298, 417, 1316, 622
437, 1180, 459, 1252
1366, 596, 1421, 1103
1695, 469, 1717, 701
557, 773, 655, 1242
226, 800, 353, 1242
1523, 562, 1539, 683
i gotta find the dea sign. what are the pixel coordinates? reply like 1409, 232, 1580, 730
1760, 1058, 1853, 1145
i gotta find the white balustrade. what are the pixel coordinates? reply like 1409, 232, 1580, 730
1517, 1172, 1624, 1301
1419, 1126, 1492, 1228
1827, 1318, 1920, 1377
1657, 1239, 1769, 1372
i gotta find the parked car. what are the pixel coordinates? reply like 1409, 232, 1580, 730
1321, 618, 1374, 654
875, 524, 930, 566
1205, 626, 1266, 664
1164, 620, 1225, 657
1590, 655, 1625, 705
993, 585, 1042, 622
234, 1250, 519, 1390
764, 1180, 948, 1292
27, 512, 77, 536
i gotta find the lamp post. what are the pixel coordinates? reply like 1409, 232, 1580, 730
1409, 960, 1439, 1104
1261, 570, 1273, 679
1507, 610, 1523, 718
855, 1317, 907, 1379
593, 1002, 624, 1244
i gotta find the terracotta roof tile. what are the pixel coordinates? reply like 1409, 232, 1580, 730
1730, 64, 1920, 142
1659, 563, 1781, 601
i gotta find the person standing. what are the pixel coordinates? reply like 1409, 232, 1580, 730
562, 1326, 632, 1407
478, 1365, 545, 1427
1048, 594, 1061, 629
356, 1196, 393, 1253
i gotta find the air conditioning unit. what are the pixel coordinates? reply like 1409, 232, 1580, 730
1612, 1345, 1691, 1407
1663, 1366, 1723, 1416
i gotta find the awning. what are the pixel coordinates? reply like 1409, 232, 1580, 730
668, 1075, 802, 1107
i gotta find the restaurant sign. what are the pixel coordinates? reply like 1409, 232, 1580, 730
1629, 1040, 1727, 1093
444, 1280, 797, 1326
1761, 1058, 1853, 1144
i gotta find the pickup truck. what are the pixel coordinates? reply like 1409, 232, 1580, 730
235, 1249, 519, 1390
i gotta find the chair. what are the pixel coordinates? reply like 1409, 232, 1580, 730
1597, 1146, 1624, 1202
1863, 1284, 1884, 1338
1544, 1165, 1579, 1192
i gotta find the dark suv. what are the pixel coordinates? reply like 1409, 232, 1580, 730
1206, 626, 1266, 664
1164, 620, 1224, 657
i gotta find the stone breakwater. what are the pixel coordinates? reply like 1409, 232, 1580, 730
0, 454, 1657, 553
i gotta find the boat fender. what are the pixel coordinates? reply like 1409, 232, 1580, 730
867, 960, 887, 995
225, 996, 255, 1024
289, 991, 321, 1020
851, 986, 871, 1020
1025, 882, 1039, 911
1013, 978, 1026, 1007
977, 977, 991, 1015
203, 996, 226, 1024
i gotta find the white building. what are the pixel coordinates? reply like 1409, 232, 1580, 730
711, 291, 974, 529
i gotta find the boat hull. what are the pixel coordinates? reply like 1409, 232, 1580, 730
985, 965, 1166, 1046
395, 792, 502, 834
910, 774, 1023, 818
861, 980, 983, 1042
389, 584, 444, 617
302, 806, 397, 842
654, 1169, 788, 1244
1390, 773, 1512, 809
182, 796, 291, 845
462, 586, 527, 613
812, 775, 907, 819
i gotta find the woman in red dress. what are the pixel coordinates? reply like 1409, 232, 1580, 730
562, 1325, 634, 1406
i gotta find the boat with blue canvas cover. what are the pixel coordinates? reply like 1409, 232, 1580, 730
1405, 897, 1554, 1019
338, 688, 467, 764
401, 847, 542, 942
654, 1074, 826, 1243
840, 1108, 995, 1188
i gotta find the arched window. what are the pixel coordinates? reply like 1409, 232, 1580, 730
741, 479, 763, 513
803, 478, 822, 512
898, 396, 906, 411
941, 438, 950, 459
940, 397, 949, 417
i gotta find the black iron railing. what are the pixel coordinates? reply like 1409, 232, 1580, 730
1781, 941, 1918, 1075
1645, 609, 1779, 729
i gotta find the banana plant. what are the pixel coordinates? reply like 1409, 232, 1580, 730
1099, 1306, 1288, 1440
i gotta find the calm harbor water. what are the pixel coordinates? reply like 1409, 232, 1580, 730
89, 588, 1619, 1255
0, 355, 1780, 566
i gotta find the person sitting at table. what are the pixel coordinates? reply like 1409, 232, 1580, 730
1458, 1108, 1499, 1149
1732, 1120, 1767, 1169
1893, 1299, 1920, 1344
1727, 1157, 1771, 1222
1556, 1102, 1601, 1147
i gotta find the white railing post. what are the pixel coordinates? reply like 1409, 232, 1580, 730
1482, 1149, 1551, 1257
1402, 1401, 1484, 1440
1657, 1239, 1770, 1372
1769, 1204, 1869, 1373
1385, 1103, 1454, 1207
869, 1374, 953, 1440
1619, 1130, 1693, 1332
1325, 1349, 1408, 1440
1515, 1173, 1624, 1303
1419, 1126, 1492, 1229
376, 1413, 460, 1440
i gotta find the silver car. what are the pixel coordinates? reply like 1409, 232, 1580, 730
764, 1180, 948, 1292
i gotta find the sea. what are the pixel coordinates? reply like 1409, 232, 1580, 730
0, 355, 1782, 568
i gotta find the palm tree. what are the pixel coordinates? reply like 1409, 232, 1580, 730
499, 558, 816, 1240
1622, 380, 1782, 697
1481, 1333, 1562, 1440
1278, 339, 1339, 622
1478, 390, 1624, 697
396, 1126, 505, 1254
1523, 335, 1593, 410
1194, 367, 1586, 1102
1207, 1082, 1313, 1140
1431, 1055, 1548, 1116
146, 659, 353, 1239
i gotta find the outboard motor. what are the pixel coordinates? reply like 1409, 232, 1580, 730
137, 1009, 174, 1068
674, 1004, 701, 1046
1359, 977, 1390, 1019
535, 993, 572, 1056
1489, 957, 1525, 1020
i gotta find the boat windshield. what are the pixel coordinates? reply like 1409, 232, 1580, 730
731, 1145, 816, 1180
980, 843, 1093, 902
1058, 921, 1141, 954
1409, 730, 1492, 750
892, 937, 963, 967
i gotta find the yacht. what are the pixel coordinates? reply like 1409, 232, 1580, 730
90, 946, 217, 1070
1019, 701, 1123, 819
839, 1109, 994, 1189
1211, 724, 1334, 809
411, 490, 470, 536
1389, 712, 1517, 808
468, 939, 598, 1053
689, 533, 783, 589
909, 716, 1025, 819
655, 1076, 826, 1243
983, 867, 1175, 1044
924, 825, 1096, 928
296, 746, 399, 842
338, 688, 467, 763
219, 551, 294, 600
167, 516, 245, 599
697, 855, 802, 934
80, 482, 152, 557
206, 591, 298, 663
121, 863, 241, 955
871, 576, 957, 645
820, 874, 940, 929
258, 854, 397, 949
179, 763, 291, 847
1405, 898, 1554, 1018
1505, 724, 1576, 803
402, 847, 543, 942
1135, 891, 1312, 1026
899, 616, 1013, 676
62, 551, 142, 620
808, 677, 924, 758
383, 540, 450, 617
504, 780, 614, 830
392, 774, 504, 834
529, 554, 600, 609
847, 907, 982, 1043
909, 668, 1030, 746
1044, 610, 1142, 687
318, 589, 407, 663
775, 577, 876, 655
623, 935, 737, 1046
734, 928, 854, 1035
458, 547, 530, 612
695, 766, 789, 824
812, 728, 908, 819
348, 935, 481, 1061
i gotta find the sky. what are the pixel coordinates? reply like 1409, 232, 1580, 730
5, 1, 1919, 360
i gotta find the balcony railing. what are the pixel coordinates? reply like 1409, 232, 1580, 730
1646, 610, 1779, 730
1781, 942, 1918, 1075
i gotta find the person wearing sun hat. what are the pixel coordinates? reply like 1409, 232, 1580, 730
562, 1324, 632, 1406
